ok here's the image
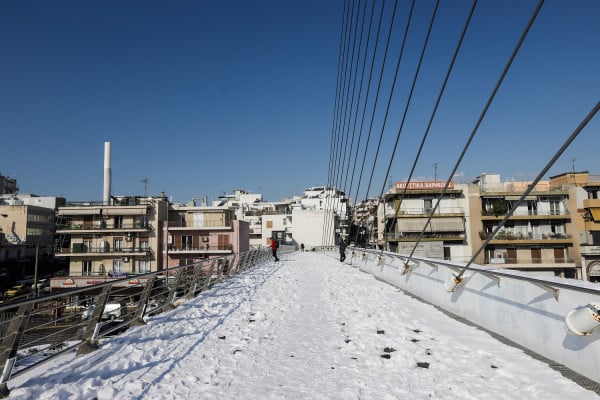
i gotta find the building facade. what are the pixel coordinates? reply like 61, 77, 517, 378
53, 195, 168, 289
550, 171, 600, 281
166, 203, 249, 268
380, 181, 473, 262
476, 173, 576, 278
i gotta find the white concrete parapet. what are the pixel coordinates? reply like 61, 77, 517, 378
330, 247, 600, 384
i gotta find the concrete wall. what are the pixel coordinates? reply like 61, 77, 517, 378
327, 247, 600, 384
292, 208, 334, 249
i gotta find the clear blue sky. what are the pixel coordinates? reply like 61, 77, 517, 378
1, 1, 598, 203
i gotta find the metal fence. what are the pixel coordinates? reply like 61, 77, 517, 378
0, 247, 280, 397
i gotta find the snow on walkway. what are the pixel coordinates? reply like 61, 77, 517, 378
9, 252, 599, 400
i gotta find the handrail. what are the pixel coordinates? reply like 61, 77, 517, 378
317, 245, 600, 296
0, 246, 287, 396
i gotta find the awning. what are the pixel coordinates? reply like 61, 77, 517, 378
590, 208, 600, 222
102, 207, 148, 216
58, 208, 102, 216
396, 217, 464, 232
505, 195, 536, 201
397, 218, 428, 232
429, 217, 465, 232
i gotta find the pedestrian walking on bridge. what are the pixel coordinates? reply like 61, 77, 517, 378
271, 237, 279, 261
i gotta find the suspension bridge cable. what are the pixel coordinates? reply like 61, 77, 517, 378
370, 0, 439, 256
346, 0, 378, 203
349, 0, 399, 212
404, 0, 545, 262
375, 0, 439, 201
330, 0, 354, 194
360, 0, 415, 245
326, 0, 349, 200
455, 100, 600, 280
342, 0, 370, 196
386, 1, 477, 250
328, 0, 359, 244
334, 0, 361, 203
324, 0, 351, 245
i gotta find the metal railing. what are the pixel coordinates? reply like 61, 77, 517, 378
0, 247, 283, 396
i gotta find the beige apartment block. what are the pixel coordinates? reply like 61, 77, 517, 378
53, 196, 168, 289
476, 175, 575, 278
165, 203, 249, 269
0, 202, 55, 263
550, 171, 600, 281
381, 181, 473, 262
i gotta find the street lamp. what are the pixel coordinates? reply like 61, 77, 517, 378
0, 214, 7, 264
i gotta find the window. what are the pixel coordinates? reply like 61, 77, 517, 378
267, 221, 273, 228
182, 235, 193, 250
114, 216, 123, 229
140, 241, 149, 251
218, 234, 230, 250
113, 259, 123, 273
114, 239, 123, 252
83, 240, 92, 253
551, 223, 565, 235
83, 261, 92, 276
549, 200, 561, 215
424, 199, 433, 214
139, 260, 150, 273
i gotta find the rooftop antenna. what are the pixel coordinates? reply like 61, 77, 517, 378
140, 177, 149, 197
433, 162, 438, 181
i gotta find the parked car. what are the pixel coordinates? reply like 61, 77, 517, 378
31, 279, 51, 294
81, 303, 123, 321
3, 285, 31, 300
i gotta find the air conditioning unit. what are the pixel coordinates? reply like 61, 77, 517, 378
122, 256, 130, 262
125, 236, 132, 242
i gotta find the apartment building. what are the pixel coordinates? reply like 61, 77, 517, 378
52, 195, 168, 289
0, 198, 56, 265
550, 171, 600, 281
166, 202, 249, 268
476, 173, 575, 278
380, 181, 473, 261
352, 197, 379, 248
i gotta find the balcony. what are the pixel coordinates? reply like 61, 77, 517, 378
481, 209, 570, 220
580, 245, 600, 255
167, 221, 230, 231
57, 245, 152, 257
56, 221, 151, 234
479, 231, 573, 244
485, 256, 574, 265
385, 207, 464, 218
383, 231, 465, 242
168, 244, 233, 255
583, 199, 600, 209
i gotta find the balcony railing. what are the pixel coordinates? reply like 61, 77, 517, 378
480, 232, 572, 241
385, 207, 464, 216
57, 222, 151, 231
383, 232, 465, 241
168, 244, 233, 253
167, 221, 229, 229
482, 209, 569, 217
485, 256, 574, 265
57, 246, 152, 255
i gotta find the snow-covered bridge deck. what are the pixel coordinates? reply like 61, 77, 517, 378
9, 252, 600, 399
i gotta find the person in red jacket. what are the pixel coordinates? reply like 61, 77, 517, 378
270, 237, 279, 262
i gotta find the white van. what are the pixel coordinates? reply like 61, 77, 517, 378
82, 303, 122, 320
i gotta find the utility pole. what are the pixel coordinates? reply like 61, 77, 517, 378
141, 178, 149, 197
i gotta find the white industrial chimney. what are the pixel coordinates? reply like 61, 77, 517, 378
103, 142, 112, 205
